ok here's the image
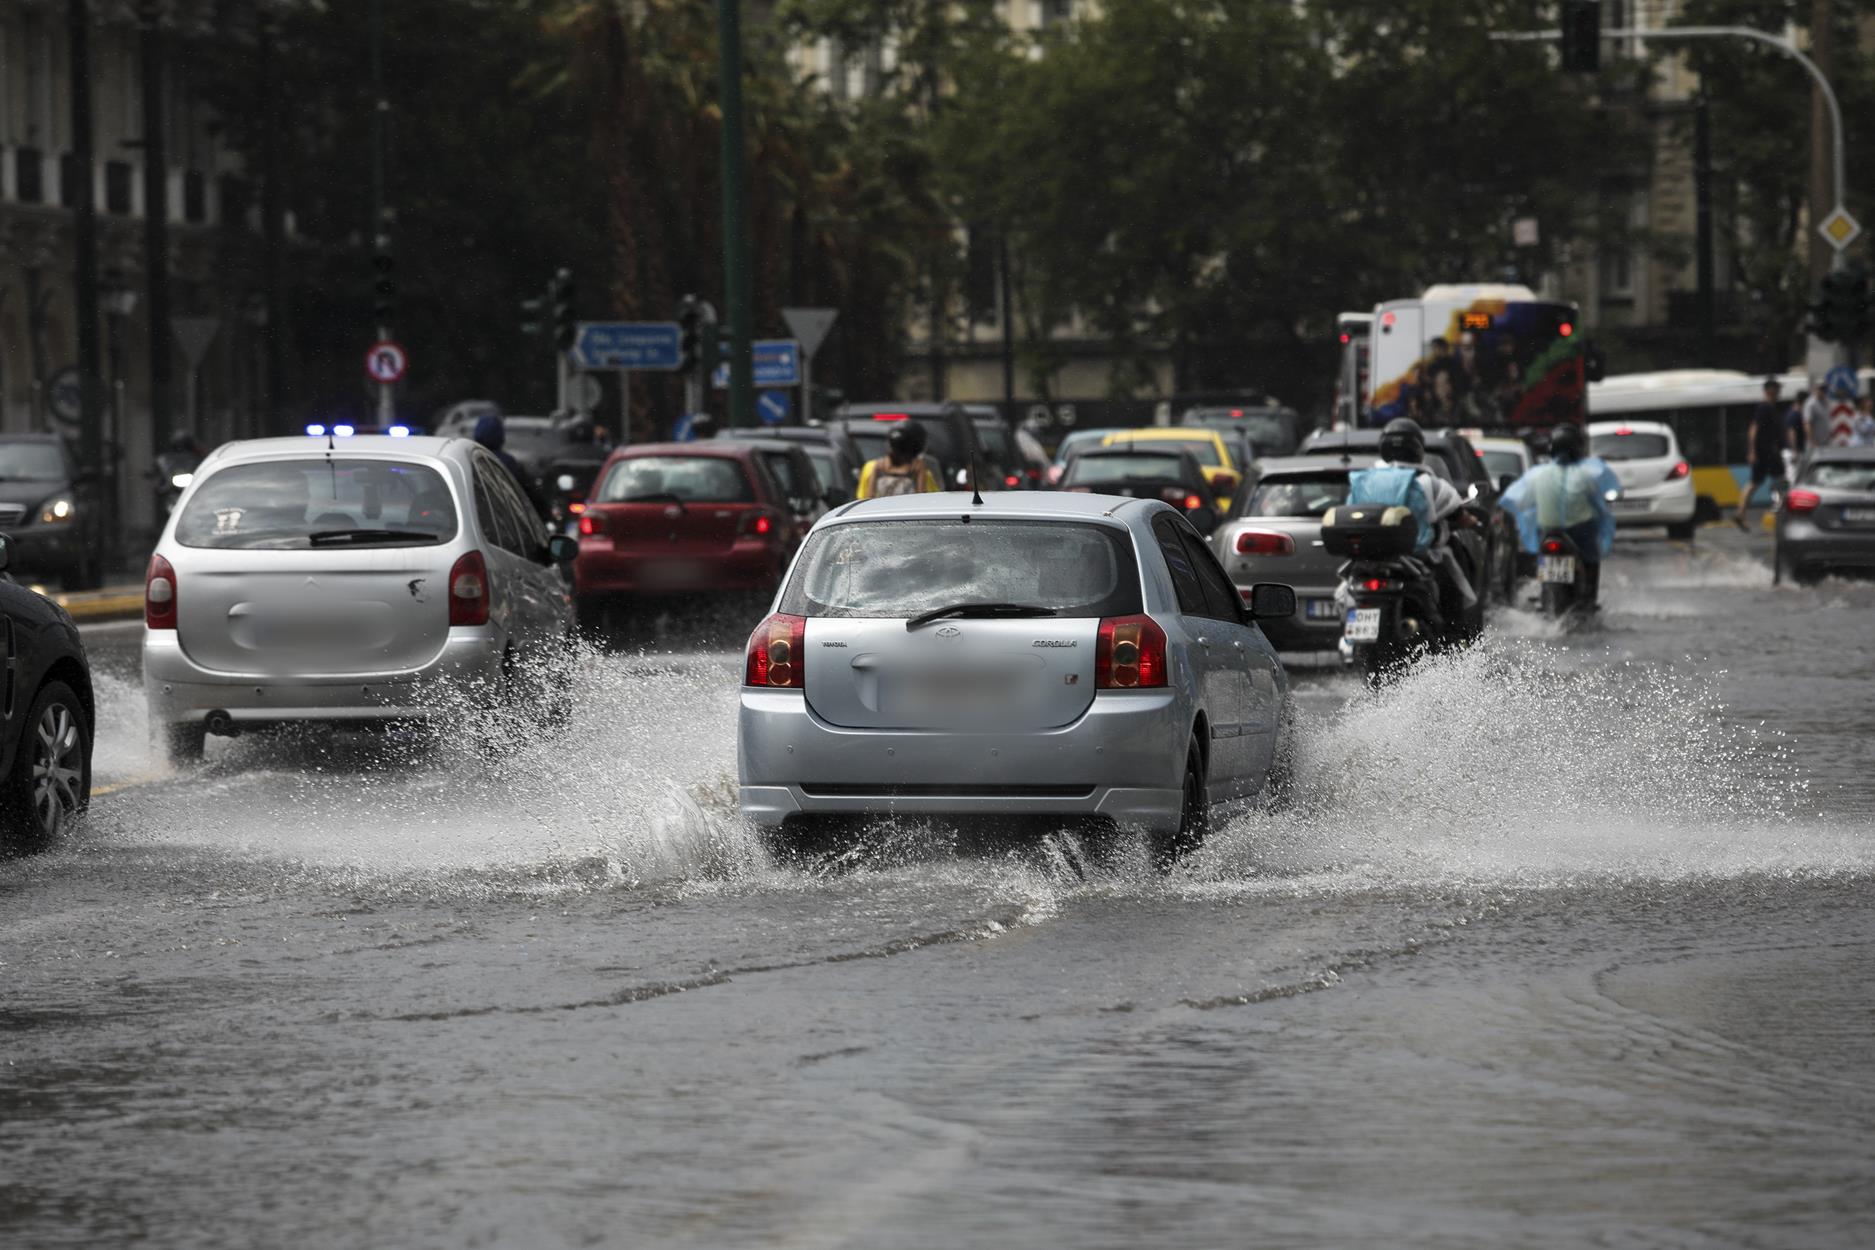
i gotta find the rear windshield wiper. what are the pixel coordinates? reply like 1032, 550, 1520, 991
307, 528, 438, 546
905, 601, 1059, 631
621, 491, 685, 508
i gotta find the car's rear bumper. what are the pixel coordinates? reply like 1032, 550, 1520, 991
574, 541, 785, 596
1611, 478, 1696, 526
737, 687, 1188, 833
142, 628, 503, 726
1779, 520, 1875, 574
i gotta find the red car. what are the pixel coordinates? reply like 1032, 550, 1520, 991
572, 442, 807, 613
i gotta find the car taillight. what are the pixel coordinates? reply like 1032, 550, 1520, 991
1786, 489, 1821, 513
741, 511, 776, 538
1667, 461, 1690, 481
1360, 577, 1401, 592
1540, 538, 1566, 554
1095, 615, 1167, 689
745, 613, 806, 688
449, 550, 490, 626
1184, 494, 1204, 511
578, 512, 604, 537
1234, 529, 1295, 556
145, 554, 177, 630
1004, 474, 1020, 488
568, 500, 587, 515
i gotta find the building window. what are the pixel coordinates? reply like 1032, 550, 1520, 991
1601, 245, 1633, 298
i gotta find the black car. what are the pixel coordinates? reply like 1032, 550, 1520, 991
0, 534, 94, 854
1181, 405, 1307, 458
1060, 445, 1222, 534
720, 426, 862, 504
0, 435, 104, 590
1298, 428, 1520, 604
830, 403, 982, 488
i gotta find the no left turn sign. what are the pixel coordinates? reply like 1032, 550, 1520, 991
365, 340, 409, 384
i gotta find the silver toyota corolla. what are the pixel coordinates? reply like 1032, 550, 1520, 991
144, 434, 576, 762
737, 491, 1295, 860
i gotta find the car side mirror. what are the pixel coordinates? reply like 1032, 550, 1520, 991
1498, 472, 1517, 493
546, 533, 578, 565
1245, 582, 1296, 621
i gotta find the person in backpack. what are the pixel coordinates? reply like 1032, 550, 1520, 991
1500, 422, 1619, 606
1347, 417, 1480, 620
857, 423, 941, 499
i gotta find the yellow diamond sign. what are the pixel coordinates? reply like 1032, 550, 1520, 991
1819, 206, 1862, 250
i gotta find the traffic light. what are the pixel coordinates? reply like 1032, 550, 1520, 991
520, 293, 546, 339
371, 248, 395, 327
1559, 0, 1600, 74
550, 268, 577, 351
678, 295, 702, 373
1809, 265, 1873, 344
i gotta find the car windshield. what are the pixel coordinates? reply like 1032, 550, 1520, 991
1592, 432, 1671, 460
1245, 473, 1350, 518
0, 442, 67, 481
1112, 437, 1221, 467
1065, 453, 1189, 485
1803, 462, 1875, 492
174, 459, 458, 549
1481, 449, 1525, 481
597, 456, 753, 503
781, 520, 1140, 619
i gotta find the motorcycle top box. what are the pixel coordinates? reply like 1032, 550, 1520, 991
1321, 505, 1419, 559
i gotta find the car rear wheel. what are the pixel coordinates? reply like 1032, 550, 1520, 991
1152, 740, 1209, 871
1, 681, 91, 854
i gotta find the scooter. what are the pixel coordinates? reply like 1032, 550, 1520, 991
1324, 504, 1449, 684
1536, 529, 1596, 618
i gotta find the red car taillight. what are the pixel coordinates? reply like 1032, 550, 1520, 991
1667, 460, 1690, 481
1786, 489, 1821, 513
1540, 537, 1566, 554
577, 512, 604, 537
449, 550, 490, 626
740, 511, 776, 538
145, 554, 177, 630
745, 613, 806, 688
1234, 529, 1295, 556
1004, 474, 1021, 488
1095, 615, 1167, 689
1359, 577, 1402, 592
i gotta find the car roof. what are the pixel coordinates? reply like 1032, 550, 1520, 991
611, 440, 754, 460
1103, 428, 1225, 444
826, 489, 1150, 526
1251, 456, 1352, 477
1587, 419, 1673, 436
834, 403, 960, 418
1475, 436, 1529, 451
199, 435, 463, 467
724, 426, 831, 442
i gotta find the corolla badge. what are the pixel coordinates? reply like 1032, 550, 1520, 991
935, 626, 961, 638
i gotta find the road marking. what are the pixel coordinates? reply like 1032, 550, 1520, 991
91, 772, 164, 798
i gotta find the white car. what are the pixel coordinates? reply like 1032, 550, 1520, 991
1474, 435, 1531, 492
1588, 420, 1698, 539
143, 434, 578, 762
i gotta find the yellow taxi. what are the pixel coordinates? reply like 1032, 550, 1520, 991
1099, 428, 1242, 510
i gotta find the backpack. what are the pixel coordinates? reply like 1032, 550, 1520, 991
1348, 465, 1434, 552
869, 457, 927, 498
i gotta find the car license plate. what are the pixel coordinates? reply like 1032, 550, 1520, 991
1343, 608, 1380, 642
1538, 555, 1578, 584
1304, 598, 1339, 621
1843, 507, 1875, 524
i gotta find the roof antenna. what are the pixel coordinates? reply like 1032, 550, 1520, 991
969, 446, 984, 507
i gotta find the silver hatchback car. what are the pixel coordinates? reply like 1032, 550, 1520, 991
738, 491, 1295, 860
144, 434, 577, 761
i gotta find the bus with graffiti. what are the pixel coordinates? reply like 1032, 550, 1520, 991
1364, 284, 1586, 430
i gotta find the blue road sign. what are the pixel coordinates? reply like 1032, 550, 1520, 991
1825, 364, 1860, 400
712, 339, 801, 389
757, 390, 791, 425
573, 322, 681, 371
672, 412, 699, 442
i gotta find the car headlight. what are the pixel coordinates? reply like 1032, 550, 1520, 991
39, 497, 74, 524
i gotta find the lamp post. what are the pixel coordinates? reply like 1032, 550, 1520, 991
100, 269, 137, 569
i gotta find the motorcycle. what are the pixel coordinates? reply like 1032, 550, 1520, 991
1324, 504, 1449, 683
1535, 529, 1595, 618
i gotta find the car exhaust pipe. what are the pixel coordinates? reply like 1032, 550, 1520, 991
204, 710, 239, 738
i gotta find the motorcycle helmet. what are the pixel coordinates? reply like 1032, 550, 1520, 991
1550, 422, 1586, 463
887, 422, 927, 459
1378, 417, 1425, 465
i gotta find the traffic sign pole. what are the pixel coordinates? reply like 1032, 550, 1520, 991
783, 308, 836, 425
717, 0, 754, 428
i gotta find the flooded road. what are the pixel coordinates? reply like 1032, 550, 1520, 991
4, 527, 1872, 1248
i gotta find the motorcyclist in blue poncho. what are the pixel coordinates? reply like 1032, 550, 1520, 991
1347, 417, 1480, 628
1500, 422, 1619, 606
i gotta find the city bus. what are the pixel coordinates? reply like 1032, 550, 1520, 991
1587, 369, 1812, 517
1333, 311, 1371, 429
1366, 284, 1586, 431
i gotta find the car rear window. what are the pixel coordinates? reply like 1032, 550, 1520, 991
780, 519, 1141, 619
1185, 410, 1297, 455
1803, 462, 1875, 491
597, 456, 752, 503
1592, 432, 1672, 460
757, 450, 814, 500
175, 459, 458, 550
1480, 449, 1525, 481
842, 417, 970, 476
1243, 472, 1349, 518
1065, 453, 1190, 485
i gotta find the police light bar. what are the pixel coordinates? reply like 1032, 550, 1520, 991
334, 424, 356, 437
389, 425, 411, 438
306, 423, 327, 436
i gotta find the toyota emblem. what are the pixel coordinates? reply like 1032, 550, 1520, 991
935, 626, 961, 638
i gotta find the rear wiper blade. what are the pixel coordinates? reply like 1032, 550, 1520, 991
622, 491, 685, 508
905, 601, 1058, 631
307, 529, 435, 546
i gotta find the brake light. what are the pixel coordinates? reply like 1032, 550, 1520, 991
1541, 538, 1566, 554
1095, 615, 1167, 689
1786, 489, 1821, 514
741, 511, 775, 538
1667, 460, 1690, 480
1230, 408, 1245, 416
1559, 322, 1574, 337
745, 612, 806, 688
568, 500, 587, 515
871, 412, 910, 421
1615, 426, 1634, 436
578, 512, 604, 537
1360, 577, 1401, 592
1234, 529, 1295, 556
144, 554, 177, 630
1005, 474, 1020, 487
1184, 494, 1204, 510
449, 550, 490, 626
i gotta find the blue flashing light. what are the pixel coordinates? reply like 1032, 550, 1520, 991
388, 424, 411, 438
306, 423, 327, 437
334, 424, 356, 437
